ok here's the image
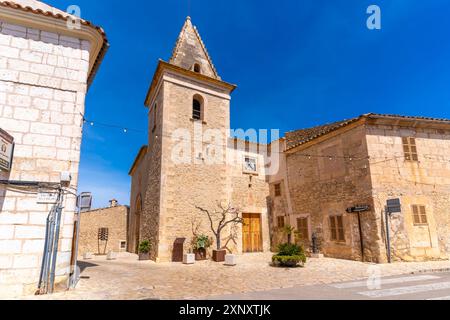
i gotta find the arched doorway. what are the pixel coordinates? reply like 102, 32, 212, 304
134, 194, 142, 254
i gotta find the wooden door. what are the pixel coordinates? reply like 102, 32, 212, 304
243, 213, 262, 252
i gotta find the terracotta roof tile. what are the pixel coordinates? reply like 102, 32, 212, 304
285, 113, 450, 151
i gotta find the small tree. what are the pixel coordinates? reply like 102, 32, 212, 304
282, 225, 296, 244
195, 202, 243, 250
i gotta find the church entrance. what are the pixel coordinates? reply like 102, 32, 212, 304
242, 213, 263, 253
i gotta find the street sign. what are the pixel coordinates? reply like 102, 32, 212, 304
386, 198, 401, 213
37, 191, 59, 204
346, 205, 371, 213
0, 128, 14, 172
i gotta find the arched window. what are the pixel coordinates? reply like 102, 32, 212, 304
193, 63, 201, 73
192, 95, 204, 120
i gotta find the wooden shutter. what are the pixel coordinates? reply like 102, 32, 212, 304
329, 216, 337, 240
403, 137, 418, 161
297, 217, 309, 240
337, 215, 345, 241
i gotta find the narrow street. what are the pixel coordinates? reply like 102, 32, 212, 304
20, 253, 450, 300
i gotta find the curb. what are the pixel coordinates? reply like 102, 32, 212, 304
411, 268, 450, 274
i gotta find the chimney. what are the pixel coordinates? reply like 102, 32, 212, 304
109, 199, 118, 207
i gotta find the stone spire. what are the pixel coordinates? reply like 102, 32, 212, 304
169, 16, 220, 80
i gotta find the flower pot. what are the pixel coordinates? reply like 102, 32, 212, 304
212, 249, 226, 262
183, 253, 195, 265
194, 248, 207, 261
139, 252, 150, 261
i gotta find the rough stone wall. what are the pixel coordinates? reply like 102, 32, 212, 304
229, 141, 270, 253
156, 74, 230, 262
367, 124, 450, 262
0, 21, 91, 296
128, 151, 148, 253
78, 205, 129, 255
267, 139, 294, 249
139, 86, 164, 260
284, 125, 379, 262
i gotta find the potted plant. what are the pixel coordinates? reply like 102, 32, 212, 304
272, 243, 307, 268
196, 202, 243, 262
138, 240, 151, 261
192, 234, 212, 260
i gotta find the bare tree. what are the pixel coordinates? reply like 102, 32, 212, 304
195, 202, 244, 250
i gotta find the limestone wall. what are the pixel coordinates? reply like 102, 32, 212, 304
128, 150, 148, 253
283, 125, 378, 262
367, 124, 450, 262
78, 205, 129, 255
140, 85, 164, 260
157, 74, 230, 262
0, 20, 90, 296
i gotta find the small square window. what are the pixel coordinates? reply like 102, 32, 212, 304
120, 241, 127, 250
243, 156, 257, 173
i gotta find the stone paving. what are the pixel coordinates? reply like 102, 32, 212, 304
19, 253, 450, 300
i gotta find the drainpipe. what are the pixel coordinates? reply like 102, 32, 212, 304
49, 190, 64, 294
385, 208, 392, 263
69, 195, 82, 288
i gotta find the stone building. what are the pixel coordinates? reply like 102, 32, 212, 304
0, 0, 107, 296
129, 17, 270, 262
129, 18, 450, 264
78, 199, 129, 256
270, 113, 450, 263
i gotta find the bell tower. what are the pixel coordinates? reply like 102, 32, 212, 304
141, 17, 237, 262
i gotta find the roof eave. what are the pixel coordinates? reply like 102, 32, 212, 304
144, 60, 236, 107
128, 146, 148, 176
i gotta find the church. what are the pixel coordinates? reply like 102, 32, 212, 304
128, 17, 272, 262
129, 17, 450, 263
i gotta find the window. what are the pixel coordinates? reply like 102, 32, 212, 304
412, 205, 428, 225
329, 215, 345, 241
297, 217, 309, 240
277, 216, 285, 228
274, 183, 282, 197
120, 241, 127, 250
244, 156, 257, 173
193, 63, 201, 73
402, 137, 418, 161
192, 97, 203, 120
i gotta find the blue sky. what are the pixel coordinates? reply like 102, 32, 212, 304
46, 0, 450, 208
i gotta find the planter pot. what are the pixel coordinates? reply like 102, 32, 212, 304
224, 254, 237, 266
183, 253, 195, 265
212, 249, 226, 262
194, 248, 207, 261
107, 251, 117, 260
139, 252, 150, 261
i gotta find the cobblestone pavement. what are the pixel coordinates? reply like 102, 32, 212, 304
20, 253, 450, 300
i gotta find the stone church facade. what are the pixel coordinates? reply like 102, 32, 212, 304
129, 18, 450, 264
129, 17, 271, 262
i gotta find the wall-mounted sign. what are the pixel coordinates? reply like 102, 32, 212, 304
37, 191, 59, 204
0, 128, 14, 172
386, 198, 401, 214
346, 205, 371, 213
